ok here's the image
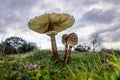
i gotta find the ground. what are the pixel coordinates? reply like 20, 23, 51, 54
0, 50, 120, 80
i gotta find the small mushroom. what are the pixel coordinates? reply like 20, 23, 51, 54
64, 33, 78, 63
28, 13, 75, 60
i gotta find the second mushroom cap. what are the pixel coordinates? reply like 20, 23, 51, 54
67, 33, 78, 46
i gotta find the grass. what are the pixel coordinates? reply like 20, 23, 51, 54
0, 50, 120, 80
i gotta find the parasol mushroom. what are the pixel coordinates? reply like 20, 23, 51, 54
28, 13, 75, 60
64, 33, 78, 63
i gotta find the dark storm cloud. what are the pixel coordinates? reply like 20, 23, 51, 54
80, 9, 117, 24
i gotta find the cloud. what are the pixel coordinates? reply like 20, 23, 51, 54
104, 0, 120, 5
0, 0, 39, 25
0, 0, 37, 10
101, 29, 120, 43
80, 8, 117, 24
94, 23, 120, 42
0, 29, 6, 34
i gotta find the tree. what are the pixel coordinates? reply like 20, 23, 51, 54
4, 37, 26, 49
90, 32, 102, 52
3, 37, 27, 54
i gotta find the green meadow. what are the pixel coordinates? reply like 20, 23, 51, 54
0, 50, 120, 80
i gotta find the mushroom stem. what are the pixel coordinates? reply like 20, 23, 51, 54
68, 46, 72, 59
63, 44, 68, 62
64, 46, 72, 63
50, 35, 59, 59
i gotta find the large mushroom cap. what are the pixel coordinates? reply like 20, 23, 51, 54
28, 13, 75, 34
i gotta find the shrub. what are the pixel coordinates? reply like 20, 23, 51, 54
18, 42, 37, 53
75, 44, 90, 52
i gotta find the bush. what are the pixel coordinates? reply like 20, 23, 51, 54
75, 44, 90, 52
0, 43, 4, 53
0, 43, 16, 54
18, 42, 37, 53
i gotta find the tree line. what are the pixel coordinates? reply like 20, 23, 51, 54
0, 36, 37, 54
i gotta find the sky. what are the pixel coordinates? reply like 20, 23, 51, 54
0, 0, 120, 50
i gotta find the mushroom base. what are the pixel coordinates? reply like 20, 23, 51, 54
63, 46, 72, 63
